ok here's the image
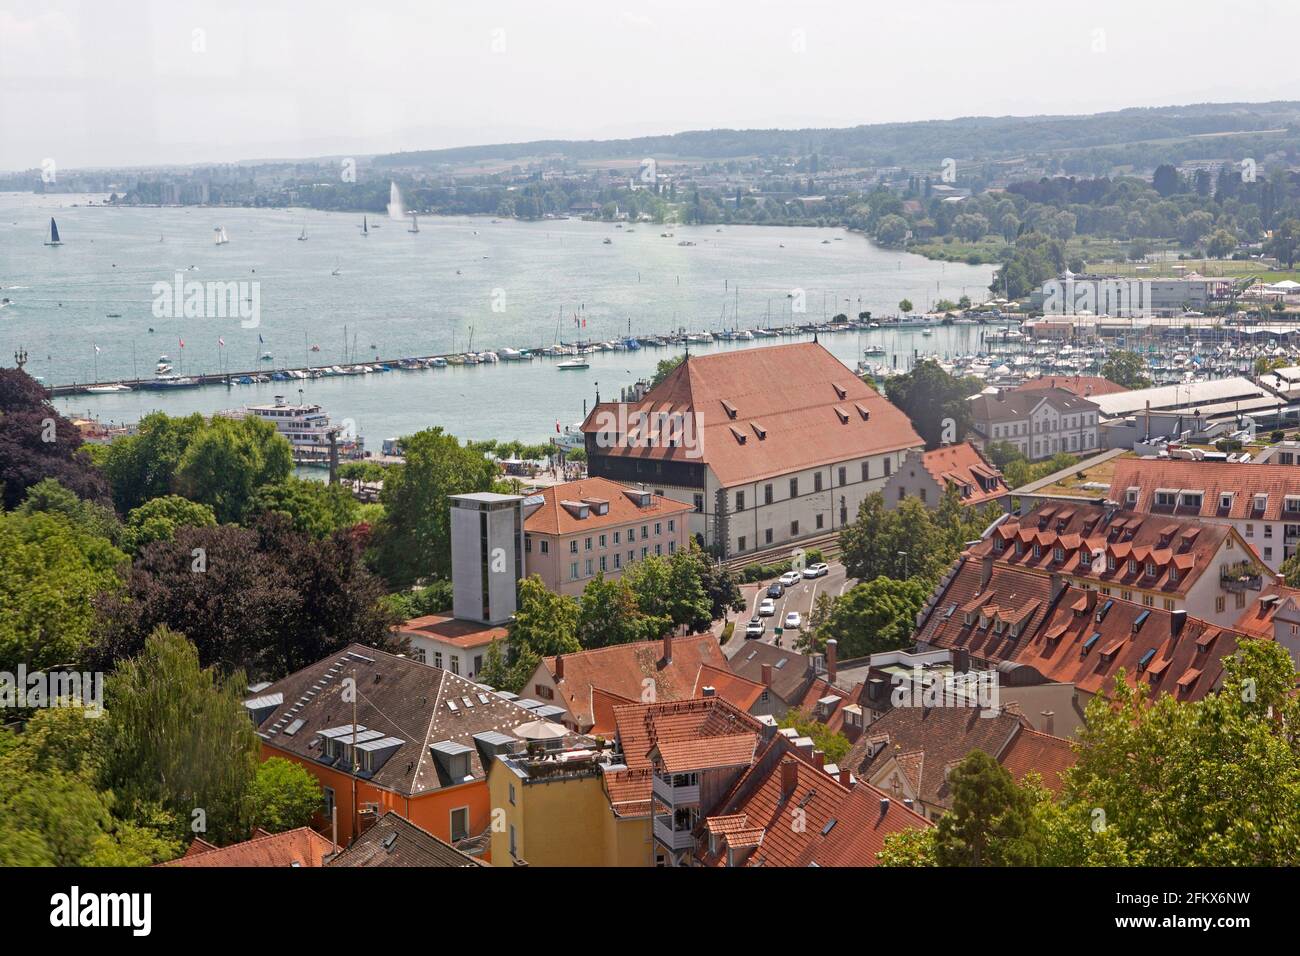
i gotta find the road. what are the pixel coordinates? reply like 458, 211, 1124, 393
721, 560, 855, 657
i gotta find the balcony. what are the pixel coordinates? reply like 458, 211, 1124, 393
653, 816, 696, 851
1220, 561, 1264, 593
652, 774, 700, 806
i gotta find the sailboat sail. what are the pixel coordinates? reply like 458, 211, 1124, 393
298, 223, 308, 241
408, 213, 419, 234
45, 217, 62, 246
387, 181, 406, 220
362, 215, 369, 236
214, 226, 229, 245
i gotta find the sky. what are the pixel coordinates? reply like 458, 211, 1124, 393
2, 0, 1298, 171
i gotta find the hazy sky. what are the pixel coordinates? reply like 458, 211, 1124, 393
3, 0, 1297, 171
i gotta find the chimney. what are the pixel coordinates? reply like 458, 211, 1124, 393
1040, 710, 1056, 736
825, 639, 838, 683
950, 647, 970, 674
1049, 572, 1066, 599
781, 760, 799, 799
838, 768, 852, 787
662, 633, 673, 664
879, 797, 891, 815
702, 685, 716, 698
554, 654, 564, 680
812, 749, 826, 770
980, 553, 994, 589
1085, 588, 1098, 612
761, 663, 773, 686
903, 798, 915, 811
1171, 609, 1187, 638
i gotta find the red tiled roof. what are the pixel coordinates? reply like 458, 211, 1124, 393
694, 663, 765, 712
920, 558, 1238, 702
544, 637, 727, 730
1111, 458, 1300, 523
654, 733, 758, 773
521, 476, 691, 536
977, 501, 1248, 598
997, 727, 1076, 794
588, 686, 637, 736
395, 614, 507, 649
1013, 375, 1129, 398
160, 828, 334, 867
581, 342, 923, 487
916, 442, 1008, 506
696, 740, 930, 867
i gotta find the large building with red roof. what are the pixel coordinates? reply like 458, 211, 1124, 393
883, 441, 1009, 510
972, 500, 1271, 627
520, 476, 692, 596
581, 342, 923, 558
1109, 456, 1300, 572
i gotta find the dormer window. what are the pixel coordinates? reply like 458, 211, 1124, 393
994, 537, 1006, 552
1254, 494, 1268, 512
1053, 547, 1065, 563
1128, 559, 1138, 575
1126, 488, 1139, 506
1106, 554, 1116, 571
1146, 561, 1157, 578
1220, 493, 1233, 511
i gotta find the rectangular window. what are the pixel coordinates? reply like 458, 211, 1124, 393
584, 558, 593, 576
764, 484, 774, 505
614, 553, 622, 569
584, 536, 592, 551
790, 478, 799, 498
654, 522, 661, 535
600, 556, 607, 572
884, 458, 892, 476
450, 807, 470, 842
668, 520, 675, 532
434, 652, 443, 670
693, 494, 704, 513
838, 466, 847, 486
814, 473, 823, 493
450, 657, 460, 676
765, 529, 773, 545
790, 520, 799, 536
570, 540, 578, 554
642, 525, 649, 540
570, 562, 579, 580
614, 531, 621, 544
540, 540, 549, 554
668, 540, 676, 554
599, 534, 607, 548
736, 491, 745, 511
1216, 596, 1226, 613
861, 461, 870, 482
816, 513, 824, 529
738, 536, 746, 552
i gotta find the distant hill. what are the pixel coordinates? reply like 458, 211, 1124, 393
372, 101, 1300, 169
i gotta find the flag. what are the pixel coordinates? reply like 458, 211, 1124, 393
556, 420, 561, 433
582, 318, 586, 329
258, 333, 264, 344
94, 345, 101, 354
218, 337, 225, 347
179, 339, 185, 348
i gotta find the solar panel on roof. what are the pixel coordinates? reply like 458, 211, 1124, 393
283, 719, 305, 736
477, 694, 490, 704
446, 700, 458, 712
319, 724, 367, 738
1082, 632, 1101, 654
821, 818, 838, 836
1138, 648, 1157, 670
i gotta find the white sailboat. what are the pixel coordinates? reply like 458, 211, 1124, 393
387, 181, 406, 220
298, 223, 308, 241
44, 217, 62, 246
408, 214, 419, 234
331, 258, 342, 277
214, 226, 229, 245
361, 216, 369, 237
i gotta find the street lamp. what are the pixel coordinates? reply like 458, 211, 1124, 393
897, 551, 910, 578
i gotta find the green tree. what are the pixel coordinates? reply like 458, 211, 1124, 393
933, 750, 1041, 866
103, 626, 260, 845
510, 575, 581, 658
245, 476, 359, 537
94, 411, 206, 513
121, 494, 216, 554
876, 215, 908, 247
175, 415, 292, 523
371, 427, 498, 586
813, 576, 929, 658
578, 573, 667, 648
883, 359, 979, 449
898, 297, 913, 313
777, 709, 851, 765
0, 507, 127, 673
1099, 350, 1151, 390
245, 757, 323, 833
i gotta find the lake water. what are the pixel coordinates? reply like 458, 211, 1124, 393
1, 192, 995, 443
